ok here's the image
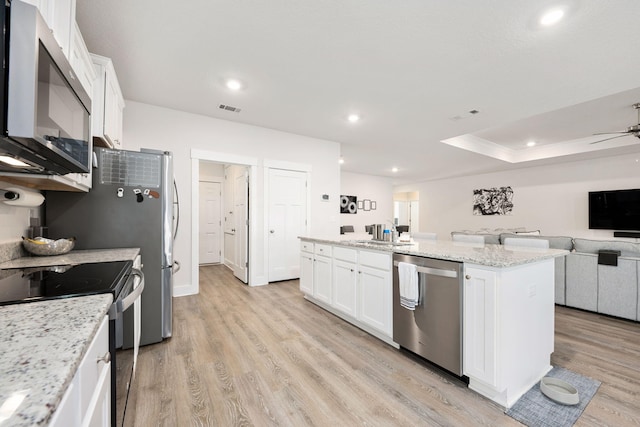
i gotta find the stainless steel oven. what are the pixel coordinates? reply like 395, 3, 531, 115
0, 260, 144, 427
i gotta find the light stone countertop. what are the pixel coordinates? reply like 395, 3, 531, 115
0, 248, 140, 269
0, 294, 113, 427
300, 236, 568, 268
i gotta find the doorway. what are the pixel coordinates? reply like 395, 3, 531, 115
393, 191, 420, 232
191, 151, 256, 294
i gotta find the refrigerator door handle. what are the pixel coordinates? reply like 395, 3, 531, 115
173, 260, 181, 274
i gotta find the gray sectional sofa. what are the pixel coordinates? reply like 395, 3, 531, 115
450, 230, 640, 321
566, 238, 640, 321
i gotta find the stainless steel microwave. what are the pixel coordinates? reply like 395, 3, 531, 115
0, 0, 92, 175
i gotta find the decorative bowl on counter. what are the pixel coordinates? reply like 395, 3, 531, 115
22, 237, 76, 256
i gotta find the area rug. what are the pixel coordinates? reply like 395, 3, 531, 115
505, 367, 601, 427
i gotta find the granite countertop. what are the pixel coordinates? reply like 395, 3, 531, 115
0, 294, 113, 427
0, 248, 140, 269
300, 236, 568, 268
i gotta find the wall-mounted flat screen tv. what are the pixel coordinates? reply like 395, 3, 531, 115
589, 189, 640, 231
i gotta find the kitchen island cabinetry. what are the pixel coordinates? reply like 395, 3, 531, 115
357, 251, 392, 337
299, 242, 333, 305
300, 237, 566, 408
463, 261, 555, 408
299, 241, 394, 344
299, 243, 314, 295
332, 247, 358, 317
313, 244, 332, 304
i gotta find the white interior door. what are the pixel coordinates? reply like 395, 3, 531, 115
268, 168, 308, 282
223, 166, 236, 269
199, 181, 222, 264
233, 168, 249, 283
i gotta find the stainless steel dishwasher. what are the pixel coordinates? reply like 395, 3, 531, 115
393, 253, 464, 376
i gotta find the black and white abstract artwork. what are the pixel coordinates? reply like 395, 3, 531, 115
473, 187, 514, 215
340, 195, 358, 214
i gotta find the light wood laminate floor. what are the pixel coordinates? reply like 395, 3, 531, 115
123, 265, 640, 426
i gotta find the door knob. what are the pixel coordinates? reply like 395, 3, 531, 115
270, 230, 275, 233
465, 275, 471, 280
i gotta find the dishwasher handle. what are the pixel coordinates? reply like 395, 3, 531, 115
393, 261, 458, 278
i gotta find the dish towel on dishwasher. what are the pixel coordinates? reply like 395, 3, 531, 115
398, 262, 419, 310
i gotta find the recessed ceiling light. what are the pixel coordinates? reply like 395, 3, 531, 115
347, 114, 360, 123
527, 141, 537, 147
226, 79, 243, 91
391, 167, 398, 173
540, 8, 565, 26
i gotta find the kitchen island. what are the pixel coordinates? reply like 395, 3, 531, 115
299, 236, 568, 408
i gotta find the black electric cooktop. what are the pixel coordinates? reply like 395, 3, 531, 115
0, 260, 133, 306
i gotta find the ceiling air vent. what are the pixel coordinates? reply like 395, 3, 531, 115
218, 104, 242, 113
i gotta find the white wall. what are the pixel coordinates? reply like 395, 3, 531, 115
199, 161, 224, 181
394, 154, 640, 240
340, 171, 394, 233
123, 101, 341, 294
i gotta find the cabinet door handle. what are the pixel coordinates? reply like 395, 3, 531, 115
97, 351, 111, 365
350, 269, 354, 272
465, 275, 471, 280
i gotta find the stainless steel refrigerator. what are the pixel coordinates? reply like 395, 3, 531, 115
46, 147, 176, 347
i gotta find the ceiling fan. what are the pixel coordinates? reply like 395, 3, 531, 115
590, 103, 640, 144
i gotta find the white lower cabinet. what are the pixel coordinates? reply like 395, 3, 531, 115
299, 243, 333, 304
49, 314, 111, 427
300, 241, 393, 342
463, 266, 498, 387
332, 247, 358, 317
300, 249, 314, 295
463, 260, 555, 409
357, 264, 392, 336
313, 252, 332, 304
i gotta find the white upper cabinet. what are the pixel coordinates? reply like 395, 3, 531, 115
22, 0, 76, 58
49, 0, 75, 57
91, 54, 125, 149
69, 21, 96, 98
